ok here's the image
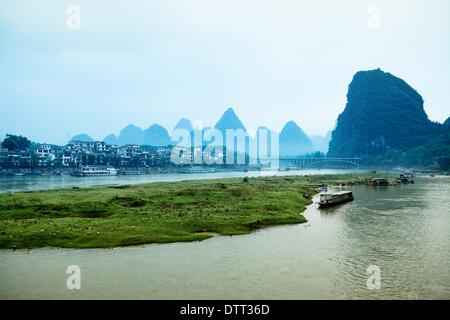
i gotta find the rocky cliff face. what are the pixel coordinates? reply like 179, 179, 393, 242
328, 69, 439, 157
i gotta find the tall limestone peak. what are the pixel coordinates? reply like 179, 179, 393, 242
214, 107, 246, 133
103, 133, 117, 145
328, 69, 438, 157
70, 134, 94, 142
144, 124, 172, 146
117, 124, 144, 146
173, 118, 193, 133
279, 121, 314, 156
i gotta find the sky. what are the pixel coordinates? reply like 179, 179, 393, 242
1, 0, 449, 145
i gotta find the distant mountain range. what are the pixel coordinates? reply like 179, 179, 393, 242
71, 68, 449, 163
71, 107, 326, 155
73, 124, 172, 147
310, 131, 332, 154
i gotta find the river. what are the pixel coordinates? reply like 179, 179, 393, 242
0, 169, 363, 194
0, 173, 449, 299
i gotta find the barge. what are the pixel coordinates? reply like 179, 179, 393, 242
365, 178, 390, 186
318, 190, 354, 208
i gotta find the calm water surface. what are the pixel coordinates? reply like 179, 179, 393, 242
0, 169, 363, 194
0, 174, 449, 299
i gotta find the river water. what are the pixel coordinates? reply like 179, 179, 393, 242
0, 169, 363, 194
0, 173, 449, 299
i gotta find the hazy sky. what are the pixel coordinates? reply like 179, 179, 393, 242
1, 0, 449, 145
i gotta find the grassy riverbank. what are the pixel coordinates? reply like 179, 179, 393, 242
0, 174, 381, 249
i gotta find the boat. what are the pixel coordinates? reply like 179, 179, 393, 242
332, 184, 349, 189
118, 170, 141, 175
183, 167, 216, 174
365, 178, 390, 186
306, 184, 326, 187
279, 165, 298, 171
259, 166, 277, 172
71, 166, 117, 176
395, 174, 414, 184
404, 172, 415, 178
318, 191, 354, 207
23, 172, 41, 176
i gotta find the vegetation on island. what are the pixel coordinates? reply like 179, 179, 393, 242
0, 174, 376, 249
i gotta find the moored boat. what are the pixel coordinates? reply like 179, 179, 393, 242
318, 190, 354, 207
71, 166, 117, 177
365, 178, 390, 186
117, 170, 141, 175
395, 174, 414, 184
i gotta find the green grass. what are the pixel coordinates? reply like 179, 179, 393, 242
0, 174, 377, 249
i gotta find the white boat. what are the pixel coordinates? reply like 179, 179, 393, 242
72, 166, 117, 176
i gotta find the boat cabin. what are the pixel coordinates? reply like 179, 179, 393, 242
318, 191, 354, 207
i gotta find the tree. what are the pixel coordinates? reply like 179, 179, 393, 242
130, 155, 141, 168
111, 156, 121, 167
1, 134, 31, 151
3, 156, 14, 168
438, 156, 450, 171
30, 154, 39, 169
81, 154, 88, 165
19, 157, 31, 168
87, 154, 96, 165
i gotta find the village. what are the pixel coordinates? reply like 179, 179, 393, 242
0, 139, 240, 176
0, 140, 170, 169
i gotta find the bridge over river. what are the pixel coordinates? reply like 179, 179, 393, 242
259, 157, 362, 168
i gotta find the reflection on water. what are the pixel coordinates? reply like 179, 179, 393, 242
0, 176, 449, 299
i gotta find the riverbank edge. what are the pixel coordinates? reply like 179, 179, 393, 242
0, 174, 384, 249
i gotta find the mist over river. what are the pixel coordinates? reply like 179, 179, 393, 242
0, 173, 449, 299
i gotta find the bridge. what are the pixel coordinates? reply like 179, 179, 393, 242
259, 157, 362, 168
